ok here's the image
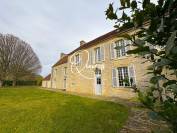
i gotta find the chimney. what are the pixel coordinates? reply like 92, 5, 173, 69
80, 40, 86, 46
60, 52, 66, 59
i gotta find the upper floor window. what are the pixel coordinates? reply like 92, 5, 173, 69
75, 54, 81, 65
110, 40, 130, 59
64, 67, 67, 75
115, 40, 126, 57
95, 47, 101, 62
88, 46, 105, 64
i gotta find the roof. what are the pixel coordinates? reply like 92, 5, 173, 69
52, 55, 68, 67
52, 22, 149, 68
69, 29, 118, 55
43, 74, 51, 81
68, 21, 150, 56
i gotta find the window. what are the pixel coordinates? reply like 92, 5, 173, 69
117, 67, 129, 87
75, 54, 80, 65
97, 78, 101, 85
95, 47, 101, 62
112, 65, 136, 87
64, 67, 67, 75
95, 68, 101, 75
115, 40, 126, 58
63, 78, 66, 89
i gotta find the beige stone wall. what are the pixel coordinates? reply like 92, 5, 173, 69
42, 81, 51, 88
49, 29, 152, 98
53, 63, 68, 90
65, 31, 151, 97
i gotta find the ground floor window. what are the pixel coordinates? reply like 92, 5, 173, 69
64, 78, 66, 89
112, 65, 136, 87
117, 67, 129, 87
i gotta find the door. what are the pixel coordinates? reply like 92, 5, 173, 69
95, 69, 102, 95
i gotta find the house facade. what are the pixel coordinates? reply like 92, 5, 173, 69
46, 28, 151, 98
42, 74, 51, 88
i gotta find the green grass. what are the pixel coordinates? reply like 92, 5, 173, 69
0, 86, 129, 133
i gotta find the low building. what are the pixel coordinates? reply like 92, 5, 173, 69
42, 74, 51, 88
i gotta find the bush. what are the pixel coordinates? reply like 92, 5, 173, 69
2, 80, 37, 86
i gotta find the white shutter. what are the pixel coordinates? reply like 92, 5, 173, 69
110, 43, 115, 59
74, 55, 76, 65
101, 45, 105, 61
79, 53, 82, 65
112, 68, 118, 87
126, 40, 131, 53
89, 49, 93, 65
92, 50, 95, 64
128, 64, 136, 85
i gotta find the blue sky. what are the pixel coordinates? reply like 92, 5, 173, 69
0, 0, 120, 76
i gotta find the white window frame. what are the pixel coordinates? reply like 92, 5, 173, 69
95, 47, 101, 62
112, 66, 136, 88
75, 54, 81, 66
63, 78, 66, 89
117, 67, 130, 87
64, 67, 67, 75
115, 40, 127, 58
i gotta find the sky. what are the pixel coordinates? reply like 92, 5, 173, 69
0, 0, 120, 77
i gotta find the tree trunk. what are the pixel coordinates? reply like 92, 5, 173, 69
0, 80, 3, 88
12, 80, 16, 86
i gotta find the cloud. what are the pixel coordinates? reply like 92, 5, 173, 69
0, 0, 116, 76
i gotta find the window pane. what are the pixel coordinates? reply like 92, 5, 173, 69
97, 78, 101, 84
75, 54, 80, 65
118, 68, 124, 86
95, 47, 101, 62
123, 67, 129, 86
117, 67, 130, 87
115, 42, 121, 57
115, 40, 126, 57
121, 40, 126, 56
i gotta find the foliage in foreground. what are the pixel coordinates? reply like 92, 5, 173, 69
105, 0, 177, 132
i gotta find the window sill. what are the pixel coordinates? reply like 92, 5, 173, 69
112, 87, 133, 91
113, 86, 132, 89
112, 55, 130, 61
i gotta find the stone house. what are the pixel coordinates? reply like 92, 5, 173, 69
42, 74, 51, 88
45, 28, 151, 98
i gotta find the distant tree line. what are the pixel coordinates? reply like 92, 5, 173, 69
0, 34, 42, 87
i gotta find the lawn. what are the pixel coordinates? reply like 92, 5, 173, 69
0, 86, 129, 133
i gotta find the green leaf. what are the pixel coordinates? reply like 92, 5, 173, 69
117, 33, 132, 40
165, 30, 177, 56
105, 3, 118, 20
163, 80, 177, 88
134, 10, 145, 26
150, 76, 165, 84
127, 46, 149, 54
121, 11, 130, 22
154, 58, 172, 67
134, 39, 145, 45
120, 0, 126, 7
167, 84, 177, 94
143, 0, 150, 9
131, 0, 137, 10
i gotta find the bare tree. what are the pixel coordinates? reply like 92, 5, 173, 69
0, 34, 41, 87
